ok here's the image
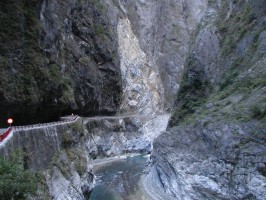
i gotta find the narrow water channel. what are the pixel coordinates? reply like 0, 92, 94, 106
89, 154, 149, 200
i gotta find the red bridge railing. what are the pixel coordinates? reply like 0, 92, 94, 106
0, 127, 12, 142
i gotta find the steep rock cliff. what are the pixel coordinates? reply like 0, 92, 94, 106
144, 0, 266, 199
1, 0, 265, 199
0, 0, 122, 126
117, 0, 208, 113
0, 0, 208, 125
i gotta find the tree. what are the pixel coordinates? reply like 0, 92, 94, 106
0, 151, 38, 200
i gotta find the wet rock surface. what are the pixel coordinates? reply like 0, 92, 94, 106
119, 0, 208, 109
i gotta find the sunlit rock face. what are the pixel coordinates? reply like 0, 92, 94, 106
118, 0, 208, 110
117, 18, 164, 115
115, 0, 208, 114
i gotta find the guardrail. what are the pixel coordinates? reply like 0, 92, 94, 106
0, 127, 12, 142
0, 115, 79, 143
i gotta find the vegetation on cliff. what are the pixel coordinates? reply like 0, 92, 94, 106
149, 1, 266, 199
169, 0, 266, 127
0, 151, 38, 200
0, 0, 74, 126
0, 0, 122, 126
0, 0, 69, 105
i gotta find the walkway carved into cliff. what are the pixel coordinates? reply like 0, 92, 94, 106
0, 114, 156, 146
0, 115, 79, 146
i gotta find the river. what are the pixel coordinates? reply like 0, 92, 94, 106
89, 154, 149, 200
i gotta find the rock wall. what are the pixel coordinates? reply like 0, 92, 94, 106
117, 17, 164, 115
0, 0, 122, 126
144, 122, 266, 200
115, 0, 208, 113
83, 115, 170, 157
1, 0, 265, 199
0, 0, 208, 125
0, 120, 83, 171
144, 0, 266, 199
39, 0, 123, 116
118, 0, 208, 110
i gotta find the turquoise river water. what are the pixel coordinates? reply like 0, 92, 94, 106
89, 154, 149, 200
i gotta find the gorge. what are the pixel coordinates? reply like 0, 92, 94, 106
0, 0, 265, 199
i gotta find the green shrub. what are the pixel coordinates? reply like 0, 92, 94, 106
62, 133, 75, 148
0, 151, 38, 200
91, 0, 104, 11
65, 149, 87, 176
218, 3, 257, 54
258, 167, 266, 177
169, 71, 209, 126
94, 23, 105, 35
251, 103, 266, 119
68, 121, 83, 133
220, 68, 240, 90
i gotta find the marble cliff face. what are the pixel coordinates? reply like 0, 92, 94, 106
0, 0, 205, 124
143, 0, 266, 199
0, 0, 265, 199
